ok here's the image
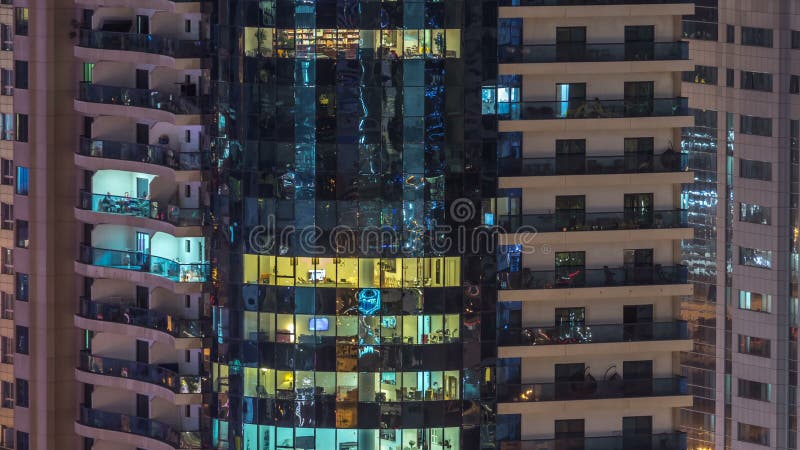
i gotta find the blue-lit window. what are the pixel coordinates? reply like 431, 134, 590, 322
14, 273, 26, 302
14, 166, 26, 195
481, 87, 496, 115
740, 247, 772, 269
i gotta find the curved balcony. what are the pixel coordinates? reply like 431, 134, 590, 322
499, 376, 687, 403
77, 136, 207, 181
76, 297, 207, 348
77, 191, 203, 236
77, 405, 201, 449
77, 351, 203, 403
76, 244, 207, 293
498, 322, 692, 358
77, 29, 208, 59
499, 265, 687, 290
499, 42, 688, 64
499, 98, 688, 121
497, 209, 687, 234
74, 0, 200, 14
499, 432, 687, 450
76, 82, 208, 124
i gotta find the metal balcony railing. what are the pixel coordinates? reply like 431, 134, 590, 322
499, 42, 688, 64
498, 321, 689, 346
78, 82, 208, 115
78, 297, 208, 339
498, 376, 688, 403
78, 191, 203, 227
78, 29, 209, 58
497, 209, 688, 234
78, 405, 202, 449
78, 136, 209, 171
498, 265, 688, 290
78, 351, 204, 394
497, 98, 689, 120
498, 432, 688, 450
78, 244, 209, 283
499, 0, 692, 5
498, 152, 687, 177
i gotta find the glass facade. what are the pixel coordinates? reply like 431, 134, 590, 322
208, 1, 498, 449
680, 109, 718, 450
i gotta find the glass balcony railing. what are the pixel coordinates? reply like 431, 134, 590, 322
78, 29, 209, 58
78, 244, 209, 283
78, 351, 204, 394
498, 376, 687, 403
499, 432, 687, 450
497, 209, 688, 233
497, 98, 688, 120
498, 265, 688, 290
499, 42, 688, 64
78, 191, 203, 227
78, 297, 208, 339
78, 136, 209, 171
498, 321, 688, 346
79, 405, 202, 449
78, 82, 208, 115
498, 152, 687, 177
499, 0, 692, 5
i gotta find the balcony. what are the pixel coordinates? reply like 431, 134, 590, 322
498, 209, 687, 234
499, 41, 688, 64
78, 191, 203, 233
499, 98, 688, 121
499, 432, 687, 450
77, 351, 203, 402
77, 244, 208, 283
77, 405, 202, 449
77, 297, 207, 348
500, 265, 687, 290
499, 0, 692, 4
500, 376, 687, 402
76, 82, 208, 121
498, 265, 692, 302
77, 29, 208, 59
77, 136, 208, 174
498, 322, 692, 358
498, 153, 693, 189
497, 210, 692, 244
499, 152, 687, 178
499, 321, 688, 346
74, 0, 200, 14
497, 0, 695, 18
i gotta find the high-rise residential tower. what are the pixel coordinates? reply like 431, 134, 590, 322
71, 0, 210, 448
682, 0, 800, 449
493, 0, 695, 449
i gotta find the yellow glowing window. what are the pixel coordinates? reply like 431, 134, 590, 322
243, 27, 274, 57
275, 257, 295, 286
243, 367, 275, 397
244, 255, 461, 287
241, 27, 461, 60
